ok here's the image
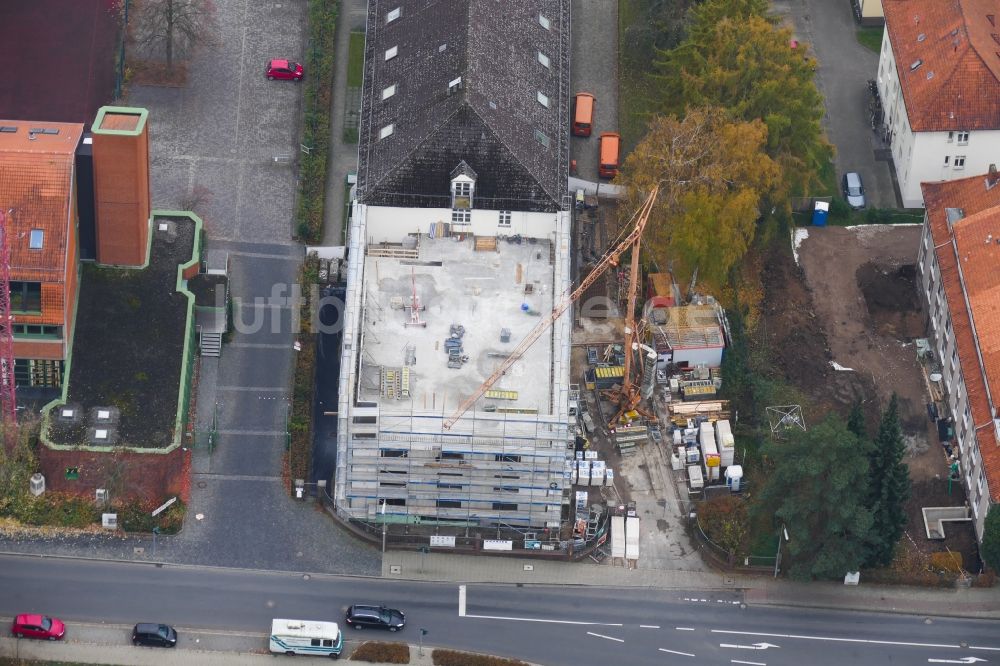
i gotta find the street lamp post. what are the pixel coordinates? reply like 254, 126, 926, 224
380, 498, 387, 554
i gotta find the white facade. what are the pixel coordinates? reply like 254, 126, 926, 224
916, 219, 992, 538
364, 205, 560, 244
878, 30, 1000, 208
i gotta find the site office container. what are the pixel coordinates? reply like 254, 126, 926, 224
699, 422, 720, 482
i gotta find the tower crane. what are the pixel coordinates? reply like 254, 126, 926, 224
442, 187, 659, 430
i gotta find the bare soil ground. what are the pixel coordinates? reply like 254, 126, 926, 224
782, 225, 979, 570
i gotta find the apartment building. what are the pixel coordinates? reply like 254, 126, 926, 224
917, 171, 1000, 538
877, 0, 1000, 207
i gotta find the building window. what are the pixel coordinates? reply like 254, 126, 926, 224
451, 209, 471, 225
947, 131, 954, 143
12, 324, 61, 339
954, 156, 966, 169
957, 131, 969, 145
380, 449, 408, 458
944, 156, 950, 166
538, 13, 550, 29
9, 281, 41, 312
537, 51, 550, 68
436, 499, 462, 509
492, 486, 520, 493
495, 453, 521, 463
453, 180, 472, 208
448, 77, 462, 94
386, 7, 401, 23
379, 124, 394, 140
498, 210, 511, 227
29, 229, 43, 249
537, 91, 549, 107
440, 452, 464, 461
14, 358, 63, 387
534, 129, 550, 148
439, 43, 447, 52
492, 502, 518, 511
382, 84, 397, 100
383, 498, 406, 506
385, 46, 398, 61
437, 482, 463, 490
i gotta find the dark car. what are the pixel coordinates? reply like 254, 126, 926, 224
345, 605, 405, 632
266, 59, 304, 81
132, 623, 177, 648
12, 614, 65, 640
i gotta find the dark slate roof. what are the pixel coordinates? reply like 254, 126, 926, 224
357, 0, 571, 213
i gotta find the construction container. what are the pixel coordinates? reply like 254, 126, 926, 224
715, 419, 735, 467
725, 465, 743, 492
700, 422, 720, 481
604, 468, 614, 487
590, 461, 606, 486
687, 464, 704, 494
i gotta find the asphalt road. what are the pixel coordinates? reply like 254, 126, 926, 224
2, 555, 999, 666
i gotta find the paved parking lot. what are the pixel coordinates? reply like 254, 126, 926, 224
774, 0, 897, 208
570, 0, 619, 182
128, 0, 379, 575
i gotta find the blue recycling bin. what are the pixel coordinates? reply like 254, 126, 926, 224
812, 200, 829, 226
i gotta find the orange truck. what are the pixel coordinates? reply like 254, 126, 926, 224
598, 132, 621, 179
572, 92, 595, 137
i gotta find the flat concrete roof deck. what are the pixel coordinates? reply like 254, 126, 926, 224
360, 236, 556, 417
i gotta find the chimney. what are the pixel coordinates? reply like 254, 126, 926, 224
90, 107, 151, 267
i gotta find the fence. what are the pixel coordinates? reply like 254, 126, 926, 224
692, 515, 775, 572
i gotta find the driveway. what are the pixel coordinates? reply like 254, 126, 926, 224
126, 0, 378, 575
773, 0, 897, 208
570, 0, 619, 182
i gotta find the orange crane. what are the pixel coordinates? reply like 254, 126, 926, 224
442, 187, 658, 430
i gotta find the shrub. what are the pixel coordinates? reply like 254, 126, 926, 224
286, 254, 321, 492
350, 641, 410, 663
929, 551, 964, 574
432, 650, 529, 666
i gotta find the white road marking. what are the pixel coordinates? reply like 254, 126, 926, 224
731, 660, 766, 666
927, 658, 987, 664
676, 627, 696, 631
972, 647, 1000, 652
721, 642, 780, 651
712, 629, 962, 650
462, 613, 622, 627
659, 648, 695, 657
458, 585, 466, 617
640, 624, 661, 629
587, 631, 624, 643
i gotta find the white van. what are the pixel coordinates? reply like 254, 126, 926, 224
269, 619, 343, 658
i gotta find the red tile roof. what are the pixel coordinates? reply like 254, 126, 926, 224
884, 0, 1000, 131
923, 173, 1000, 501
0, 120, 83, 282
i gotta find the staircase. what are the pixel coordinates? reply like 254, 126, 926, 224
200, 331, 223, 357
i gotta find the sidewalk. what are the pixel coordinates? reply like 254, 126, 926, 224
384, 550, 1000, 620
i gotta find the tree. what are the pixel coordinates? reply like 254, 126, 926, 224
866, 394, 911, 567
652, 3, 832, 202
847, 400, 867, 442
131, 0, 217, 70
617, 107, 779, 295
982, 506, 1000, 573
754, 415, 874, 580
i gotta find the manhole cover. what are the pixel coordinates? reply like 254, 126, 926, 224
389, 565, 402, 574
197, 481, 207, 489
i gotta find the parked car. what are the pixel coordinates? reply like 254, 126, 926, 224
132, 623, 177, 648
344, 605, 405, 632
842, 171, 866, 209
11, 614, 65, 640
266, 59, 304, 81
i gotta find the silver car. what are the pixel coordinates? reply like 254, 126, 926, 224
842, 171, 866, 209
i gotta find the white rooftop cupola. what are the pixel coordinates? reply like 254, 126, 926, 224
450, 161, 477, 209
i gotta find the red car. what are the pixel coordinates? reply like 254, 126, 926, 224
12, 614, 65, 640
267, 59, 304, 81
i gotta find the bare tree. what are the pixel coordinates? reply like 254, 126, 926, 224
131, 0, 217, 70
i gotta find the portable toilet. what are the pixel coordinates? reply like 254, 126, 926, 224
725, 465, 744, 492
812, 200, 829, 226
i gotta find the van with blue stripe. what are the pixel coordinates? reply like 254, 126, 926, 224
269, 619, 343, 658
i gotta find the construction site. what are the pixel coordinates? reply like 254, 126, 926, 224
330, 184, 740, 565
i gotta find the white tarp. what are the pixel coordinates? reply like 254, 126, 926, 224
611, 515, 626, 559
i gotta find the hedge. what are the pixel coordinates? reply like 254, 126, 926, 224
296, 0, 339, 243
432, 650, 530, 666
287, 254, 321, 491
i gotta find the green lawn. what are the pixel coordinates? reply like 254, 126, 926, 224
856, 27, 884, 53
347, 31, 366, 88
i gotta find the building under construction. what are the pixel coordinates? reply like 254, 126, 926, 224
334, 0, 574, 530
